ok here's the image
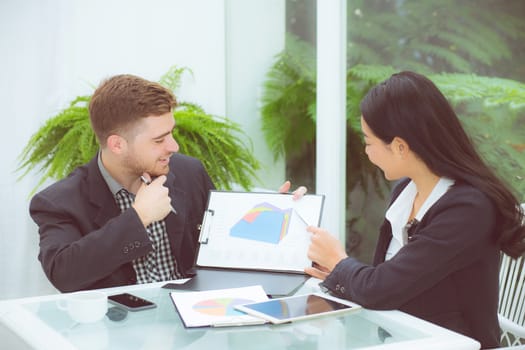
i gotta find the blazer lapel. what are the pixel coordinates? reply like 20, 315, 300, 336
84, 157, 121, 228
164, 170, 186, 232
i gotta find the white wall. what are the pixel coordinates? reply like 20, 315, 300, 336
0, 0, 284, 299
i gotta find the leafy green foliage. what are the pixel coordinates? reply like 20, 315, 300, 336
346, 64, 397, 129
433, 74, 525, 109
455, 102, 525, 198
425, 72, 525, 195
159, 66, 192, 93
173, 102, 259, 190
347, 1, 525, 76
261, 34, 316, 161
18, 66, 260, 192
17, 96, 95, 192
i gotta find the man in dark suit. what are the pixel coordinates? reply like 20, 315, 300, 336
29, 74, 216, 292
30, 74, 304, 292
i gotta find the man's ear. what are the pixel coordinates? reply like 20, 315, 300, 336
106, 134, 127, 155
392, 136, 409, 158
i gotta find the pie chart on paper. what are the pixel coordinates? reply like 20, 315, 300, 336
192, 298, 254, 317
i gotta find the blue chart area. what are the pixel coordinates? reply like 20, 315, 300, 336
230, 202, 292, 244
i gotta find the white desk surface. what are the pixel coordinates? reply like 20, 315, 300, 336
0, 278, 480, 350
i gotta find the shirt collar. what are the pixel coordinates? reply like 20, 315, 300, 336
416, 177, 455, 221
386, 181, 417, 245
97, 151, 124, 196
386, 177, 455, 246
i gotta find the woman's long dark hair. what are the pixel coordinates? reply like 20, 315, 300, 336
360, 71, 525, 258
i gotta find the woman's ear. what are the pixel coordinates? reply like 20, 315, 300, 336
392, 137, 409, 158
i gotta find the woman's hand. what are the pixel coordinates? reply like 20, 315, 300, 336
305, 263, 331, 280
305, 226, 348, 279
278, 180, 307, 200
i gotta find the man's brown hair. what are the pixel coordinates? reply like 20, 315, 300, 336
89, 74, 177, 147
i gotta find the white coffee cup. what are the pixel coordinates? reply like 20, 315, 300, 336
57, 291, 108, 323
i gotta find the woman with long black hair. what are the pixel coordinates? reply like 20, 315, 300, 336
306, 71, 525, 349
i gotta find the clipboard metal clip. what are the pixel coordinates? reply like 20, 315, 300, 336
198, 209, 214, 244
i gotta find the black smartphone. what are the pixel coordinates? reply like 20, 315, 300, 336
108, 293, 157, 311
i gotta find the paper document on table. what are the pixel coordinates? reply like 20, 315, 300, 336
196, 191, 325, 273
169, 285, 269, 328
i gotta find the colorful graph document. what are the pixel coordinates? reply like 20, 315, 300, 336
169, 285, 269, 328
196, 191, 325, 273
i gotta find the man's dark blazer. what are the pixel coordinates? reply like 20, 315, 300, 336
30, 153, 214, 292
322, 178, 501, 349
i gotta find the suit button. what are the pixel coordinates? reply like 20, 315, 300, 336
123, 246, 129, 254
340, 286, 346, 294
128, 243, 134, 250
134, 241, 141, 248
335, 284, 340, 291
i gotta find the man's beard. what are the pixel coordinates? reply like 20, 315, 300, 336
121, 153, 170, 178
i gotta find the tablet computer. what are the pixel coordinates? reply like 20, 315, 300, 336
234, 293, 361, 324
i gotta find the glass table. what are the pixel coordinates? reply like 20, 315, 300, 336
0, 279, 480, 350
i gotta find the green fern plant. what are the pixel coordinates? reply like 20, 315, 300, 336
18, 66, 260, 192
172, 102, 259, 190
347, 1, 525, 76
261, 34, 317, 161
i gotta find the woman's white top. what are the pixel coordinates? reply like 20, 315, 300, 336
384, 177, 455, 261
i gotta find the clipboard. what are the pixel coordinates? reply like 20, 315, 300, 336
197, 191, 325, 272
164, 191, 325, 296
